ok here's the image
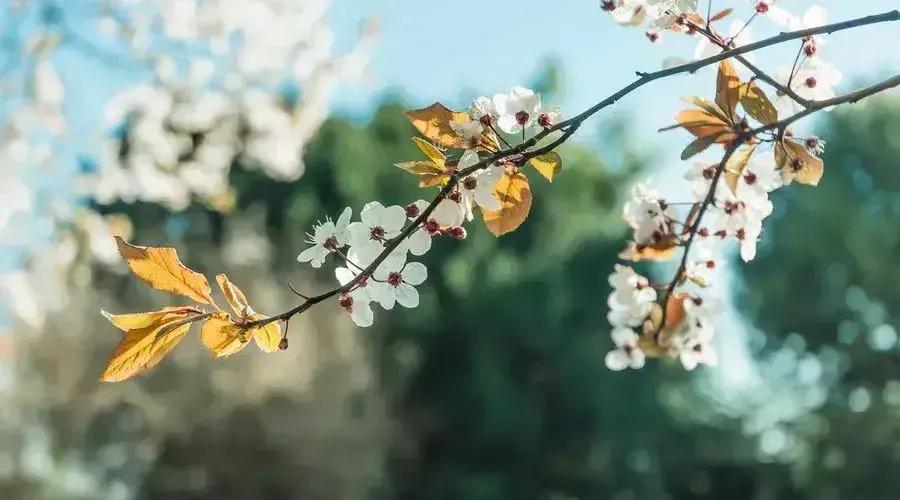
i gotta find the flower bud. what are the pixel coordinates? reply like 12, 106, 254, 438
445, 226, 467, 240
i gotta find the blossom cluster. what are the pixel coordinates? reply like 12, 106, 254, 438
601, 1, 838, 371
601, 1, 843, 117
0, 0, 372, 330
295, 86, 561, 327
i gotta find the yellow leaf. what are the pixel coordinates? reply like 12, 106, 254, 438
529, 152, 562, 182
99, 309, 198, 382
715, 60, 743, 122
723, 143, 758, 193
412, 137, 445, 167
201, 313, 250, 358
405, 102, 498, 151
619, 238, 679, 262
672, 109, 736, 143
395, 161, 451, 187
213, 275, 282, 353
247, 313, 282, 353
709, 7, 733, 22
142, 323, 192, 372
483, 170, 533, 236
102, 306, 199, 332
216, 273, 251, 318
114, 236, 214, 305
643, 293, 689, 339
680, 96, 731, 124
740, 82, 778, 125
681, 132, 725, 160
775, 139, 824, 186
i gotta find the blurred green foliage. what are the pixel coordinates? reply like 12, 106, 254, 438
7, 93, 900, 500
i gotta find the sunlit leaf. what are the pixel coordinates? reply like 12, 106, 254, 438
100, 308, 199, 382
529, 152, 562, 182
723, 143, 758, 193
248, 313, 282, 353
482, 170, 532, 236
216, 273, 251, 318
715, 60, 743, 122
201, 313, 250, 358
679, 96, 731, 124
413, 137, 445, 166
775, 139, 824, 186
101, 306, 199, 332
404, 102, 498, 151
709, 8, 733, 22
681, 131, 727, 160
671, 108, 736, 143
740, 82, 778, 125
114, 236, 214, 305
212, 275, 282, 353
619, 238, 679, 262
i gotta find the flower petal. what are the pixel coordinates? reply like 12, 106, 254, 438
382, 205, 408, 232
351, 302, 374, 327
407, 229, 432, 256
361, 201, 385, 227
395, 283, 419, 308
401, 261, 427, 286
605, 350, 630, 371
297, 245, 325, 266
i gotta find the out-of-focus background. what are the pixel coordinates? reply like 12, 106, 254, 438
1, 1, 899, 499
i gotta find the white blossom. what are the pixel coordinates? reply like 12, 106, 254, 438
610, 0, 648, 26
678, 314, 718, 370
493, 86, 541, 134
455, 150, 505, 220
335, 249, 376, 327
297, 207, 352, 268
605, 328, 646, 371
370, 260, 428, 310
348, 202, 408, 260
622, 182, 674, 245
774, 58, 843, 114
607, 264, 657, 327
404, 198, 466, 256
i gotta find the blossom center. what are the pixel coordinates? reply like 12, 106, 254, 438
370, 225, 386, 240
755, 2, 769, 14
537, 113, 551, 127
405, 203, 420, 219
804, 76, 817, 88
324, 235, 339, 251
445, 226, 466, 239
743, 172, 757, 185
790, 158, 804, 173
424, 218, 440, 235
515, 111, 529, 125
387, 271, 403, 286
339, 294, 353, 311
463, 177, 477, 190
479, 114, 493, 126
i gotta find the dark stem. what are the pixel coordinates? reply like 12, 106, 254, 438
244, 11, 900, 330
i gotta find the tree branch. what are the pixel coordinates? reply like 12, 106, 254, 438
655, 71, 900, 333
244, 10, 900, 330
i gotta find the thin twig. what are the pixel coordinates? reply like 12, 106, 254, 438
244, 11, 900, 330
655, 72, 900, 333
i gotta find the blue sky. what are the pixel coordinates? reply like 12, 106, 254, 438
5, 0, 900, 263
327, 0, 900, 153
